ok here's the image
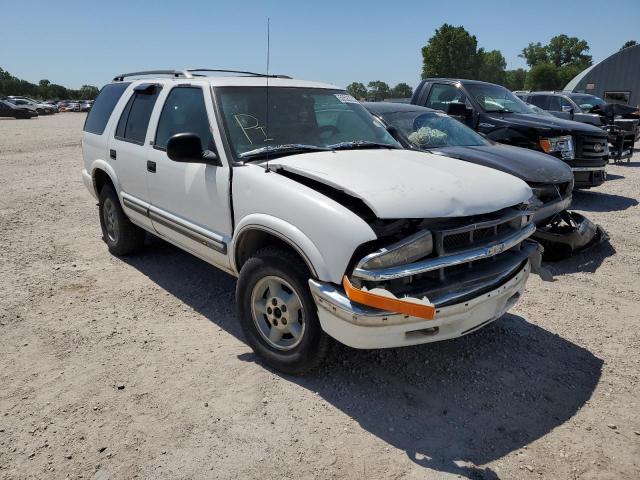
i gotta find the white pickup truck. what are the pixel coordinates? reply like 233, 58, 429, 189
81, 69, 539, 373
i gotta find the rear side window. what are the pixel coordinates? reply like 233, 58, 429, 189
154, 87, 213, 150
83, 82, 130, 134
115, 85, 161, 145
528, 95, 550, 109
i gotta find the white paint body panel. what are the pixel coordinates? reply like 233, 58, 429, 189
270, 149, 532, 219
231, 164, 377, 283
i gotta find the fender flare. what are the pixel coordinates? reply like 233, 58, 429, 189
231, 213, 334, 282
89, 159, 122, 202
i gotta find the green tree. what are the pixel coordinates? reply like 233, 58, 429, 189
519, 42, 549, 67
546, 34, 591, 69
367, 80, 391, 101
421, 24, 483, 79
504, 69, 527, 91
620, 40, 637, 50
79, 85, 99, 100
391, 82, 413, 98
346, 82, 367, 99
524, 63, 561, 90
520, 35, 591, 69
477, 49, 506, 85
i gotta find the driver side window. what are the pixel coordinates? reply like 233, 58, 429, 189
425, 84, 466, 111
154, 87, 214, 151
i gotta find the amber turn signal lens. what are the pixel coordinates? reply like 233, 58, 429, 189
539, 138, 552, 152
342, 276, 436, 320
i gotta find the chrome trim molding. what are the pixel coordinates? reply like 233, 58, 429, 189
149, 209, 227, 254
352, 222, 536, 282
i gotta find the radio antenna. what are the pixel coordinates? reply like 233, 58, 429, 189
264, 17, 271, 173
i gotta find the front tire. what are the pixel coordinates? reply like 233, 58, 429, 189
98, 185, 145, 255
236, 247, 331, 374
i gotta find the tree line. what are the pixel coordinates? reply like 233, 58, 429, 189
347, 24, 637, 98
0, 67, 99, 100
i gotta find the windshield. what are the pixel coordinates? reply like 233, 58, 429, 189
381, 110, 486, 149
465, 83, 532, 113
216, 87, 399, 158
525, 103, 558, 118
569, 94, 607, 112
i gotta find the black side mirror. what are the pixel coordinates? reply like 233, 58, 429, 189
446, 102, 471, 118
166, 133, 221, 166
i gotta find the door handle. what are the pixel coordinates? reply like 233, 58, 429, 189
109, 149, 116, 160
147, 160, 156, 173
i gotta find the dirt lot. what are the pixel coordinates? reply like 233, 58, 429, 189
0, 113, 639, 480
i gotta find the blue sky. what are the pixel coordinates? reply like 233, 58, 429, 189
2, 0, 639, 89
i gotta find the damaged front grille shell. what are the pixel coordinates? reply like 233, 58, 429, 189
350, 208, 537, 308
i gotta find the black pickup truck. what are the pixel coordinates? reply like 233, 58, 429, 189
411, 79, 610, 188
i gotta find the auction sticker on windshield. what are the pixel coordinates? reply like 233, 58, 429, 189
335, 94, 359, 104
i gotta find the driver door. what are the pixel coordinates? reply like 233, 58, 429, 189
424, 83, 474, 127
146, 85, 232, 269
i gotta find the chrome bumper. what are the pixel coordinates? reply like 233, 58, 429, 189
309, 262, 531, 349
352, 222, 536, 282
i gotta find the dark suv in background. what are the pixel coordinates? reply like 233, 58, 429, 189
411, 79, 609, 188
517, 91, 638, 163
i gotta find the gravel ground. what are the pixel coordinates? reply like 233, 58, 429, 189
0, 113, 639, 480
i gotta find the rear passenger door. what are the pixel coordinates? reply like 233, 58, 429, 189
146, 85, 232, 269
108, 84, 161, 230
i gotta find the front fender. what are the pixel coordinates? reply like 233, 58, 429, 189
231, 214, 330, 280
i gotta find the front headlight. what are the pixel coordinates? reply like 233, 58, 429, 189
357, 230, 433, 270
539, 135, 574, 159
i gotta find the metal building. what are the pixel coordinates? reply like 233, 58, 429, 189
565, 44, 640, 107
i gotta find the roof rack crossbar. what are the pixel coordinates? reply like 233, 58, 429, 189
113, 70, 192, 82
186, 68, 291, 79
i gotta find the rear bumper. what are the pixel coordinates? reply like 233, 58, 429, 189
309, 261, 530, 349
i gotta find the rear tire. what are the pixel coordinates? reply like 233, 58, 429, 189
98, 185, 145, 256
236, 247, 331, 374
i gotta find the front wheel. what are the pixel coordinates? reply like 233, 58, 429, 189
98, 185, 145, 255
236, 247, 331, 374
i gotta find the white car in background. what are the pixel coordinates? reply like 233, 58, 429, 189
81, 69, 541, 373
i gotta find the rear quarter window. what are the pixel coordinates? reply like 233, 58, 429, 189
83, 82, 131, 135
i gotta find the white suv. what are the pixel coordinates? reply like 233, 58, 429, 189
81, 69, 539, 373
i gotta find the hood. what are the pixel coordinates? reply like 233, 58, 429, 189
431, 144, 573, 185
269, 149, 531, 219
488, 112, 607, 136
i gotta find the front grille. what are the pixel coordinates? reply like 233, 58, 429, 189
575, 134, 608, 159
434, 210, 523, 256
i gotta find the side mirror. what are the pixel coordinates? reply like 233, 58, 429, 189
166, 133, 221, 166
446, 102, 471, 118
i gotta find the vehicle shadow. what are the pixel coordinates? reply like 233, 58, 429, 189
124, 238, 603, 480
572, 190, 638, 212
603, 173, 625, 181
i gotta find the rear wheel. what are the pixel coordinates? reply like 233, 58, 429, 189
98, 185, 145, 255
236, 247, 331, 374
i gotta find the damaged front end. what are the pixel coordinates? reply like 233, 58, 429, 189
527, 182, 608, 261
309, 206, 544, 349
533, 211, 609, 261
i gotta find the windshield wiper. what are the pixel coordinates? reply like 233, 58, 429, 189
239, 144, 330, 160
485, 108, 513, 113
328, 141, 397, 150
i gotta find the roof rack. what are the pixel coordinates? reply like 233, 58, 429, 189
113, 68, 291, 82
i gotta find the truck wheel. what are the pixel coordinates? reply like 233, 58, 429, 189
236, 247, 331, 374
98, 185, 145, 256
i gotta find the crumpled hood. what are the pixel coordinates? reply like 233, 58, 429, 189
431, 144, 574, 185
489, 112, 607, 136
269, 149, 532, 219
